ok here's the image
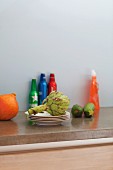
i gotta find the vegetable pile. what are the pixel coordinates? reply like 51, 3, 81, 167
28, 91, 70, 116
71, 102, 95, 118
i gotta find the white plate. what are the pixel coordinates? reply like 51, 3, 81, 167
25, 111, 70, 126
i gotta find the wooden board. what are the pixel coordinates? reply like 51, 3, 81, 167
0, 144, 113, 170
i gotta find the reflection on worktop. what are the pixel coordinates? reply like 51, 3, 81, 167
0, 120, 19, 136
71, 109, 100, 130
0, 107, 113, 146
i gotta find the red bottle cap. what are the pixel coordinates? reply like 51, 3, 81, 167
50, 73, 55, 77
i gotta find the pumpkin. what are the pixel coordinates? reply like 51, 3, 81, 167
0, 93, 19, 120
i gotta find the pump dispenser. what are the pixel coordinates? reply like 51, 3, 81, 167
89, 70, 100, 110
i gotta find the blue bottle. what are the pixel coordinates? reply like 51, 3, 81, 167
38, 73, 47, 105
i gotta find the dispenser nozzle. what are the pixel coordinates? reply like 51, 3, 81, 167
91, 70, 96, 77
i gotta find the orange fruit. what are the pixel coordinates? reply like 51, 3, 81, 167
0, 93, 19, 120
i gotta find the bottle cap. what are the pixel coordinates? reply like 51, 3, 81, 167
50, 73, 55, 77
40, 73, 45, 77
40, 73, 46, 81
91, 70, 96, 77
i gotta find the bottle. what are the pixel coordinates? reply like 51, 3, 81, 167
48, 73, 57, 94
89, 70, 100, 110
29, 79, 38, 108
38, 73, 47, 105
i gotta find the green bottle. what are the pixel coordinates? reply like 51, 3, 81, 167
29, 79, 38, 108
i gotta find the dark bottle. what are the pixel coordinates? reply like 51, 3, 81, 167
48, 73, 57, 94
38, 73, 47, 105
29, 79, 38, 108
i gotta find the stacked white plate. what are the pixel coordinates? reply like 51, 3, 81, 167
25, 111, 70, 126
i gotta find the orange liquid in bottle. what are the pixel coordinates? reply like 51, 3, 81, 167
89, 70, 100, 110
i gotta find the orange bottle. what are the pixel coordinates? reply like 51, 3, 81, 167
89, 70, 100, 110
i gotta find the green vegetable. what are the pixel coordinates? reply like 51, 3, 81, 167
84, 103, 95, 118
28, 91, 70, 116
71, 104, 83, 118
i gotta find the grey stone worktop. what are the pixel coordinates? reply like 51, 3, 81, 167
0, 107, 113, 146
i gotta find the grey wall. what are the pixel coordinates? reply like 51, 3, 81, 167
0, 0, 113, 111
